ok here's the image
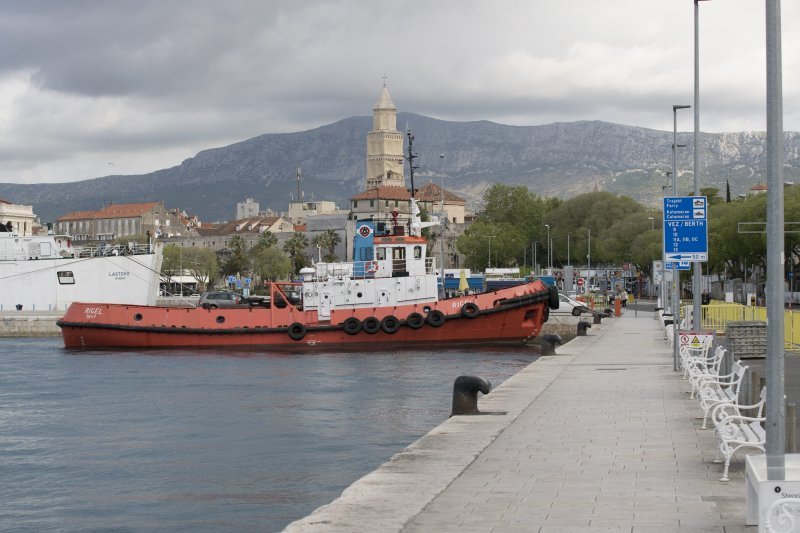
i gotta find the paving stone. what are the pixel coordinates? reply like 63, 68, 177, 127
284, 313, 751, 532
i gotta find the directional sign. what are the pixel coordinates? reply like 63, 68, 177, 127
665, 261, 691, 270
663, 196, 708, 262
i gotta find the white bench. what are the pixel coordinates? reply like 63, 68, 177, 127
714, 388, 765, 483
683, 345, 726, 399
697, 360, 748, 429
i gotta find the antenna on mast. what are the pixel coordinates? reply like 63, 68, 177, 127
296, 168, 301, 203
405, 129, 418, 198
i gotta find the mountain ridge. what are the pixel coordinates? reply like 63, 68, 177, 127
2, 113, 798, 222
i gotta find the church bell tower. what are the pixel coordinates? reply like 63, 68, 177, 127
365, 83, 405, 189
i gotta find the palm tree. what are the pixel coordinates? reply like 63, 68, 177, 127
311, 229, 342, 263
283, 232, 310, 275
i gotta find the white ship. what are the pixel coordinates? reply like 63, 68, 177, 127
0, 230, 163, 312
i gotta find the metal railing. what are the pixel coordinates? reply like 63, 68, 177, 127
698, 301, 800, 350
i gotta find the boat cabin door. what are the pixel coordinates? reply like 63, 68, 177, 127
392, 246, 407, 277
320, 292, 332, 319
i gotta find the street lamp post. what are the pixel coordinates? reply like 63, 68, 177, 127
486, 234, 495, 268
672, 104, 691, 372
694, 0, 711, 332
439, 153, 446, 298
567, 233, 571, 266
587, 226, 592, 290
532, 241, 538, 275
545, 224, 551, 272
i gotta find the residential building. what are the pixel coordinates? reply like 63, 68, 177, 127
55, 201, 188, 242
0, 198, 36, 236
286, 200, 340, 224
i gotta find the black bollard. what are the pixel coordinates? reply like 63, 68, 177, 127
450, 375, 492, 416
603, 308, 613, 317
593, 312, 603, 324
541, 334, 562, 355
577, 321, 592, 336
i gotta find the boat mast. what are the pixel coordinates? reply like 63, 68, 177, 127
405, 129, 418, 199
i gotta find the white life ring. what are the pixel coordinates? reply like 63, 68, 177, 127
366, 261, 378, 274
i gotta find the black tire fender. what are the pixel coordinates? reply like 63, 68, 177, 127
342, 317, 361, 335
362, 316, 380, 334
406, 312, 424, 329
380, 315, 400, 334
288, 322, 306, 341
426, 309, 446, 327
460, 302, 479, 319
548, 285, 560, 310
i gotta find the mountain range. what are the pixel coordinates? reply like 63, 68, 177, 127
2, 112, 799, 223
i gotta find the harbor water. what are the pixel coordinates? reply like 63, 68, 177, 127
0, 337, 537, 532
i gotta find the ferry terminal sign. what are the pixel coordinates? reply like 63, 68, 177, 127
663, 196, 708, 262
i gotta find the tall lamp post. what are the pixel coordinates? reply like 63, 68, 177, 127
693, 0, 711, 331
545, 224, 551, 272
532, 241, 538, 275
439, 153, 446, 298
567, 233, 571, 266
672, 104, 691, 372
587, 226, 592, 289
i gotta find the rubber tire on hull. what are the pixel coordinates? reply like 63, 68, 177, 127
406, 312, 424, 329
362, 316, 381, 334
548, 285, 560, 310
460, 302, 479, 319
288, 322, 306, 341
342, 317, 362, 335
426, 310, 446, 327
380, 315, 400, 334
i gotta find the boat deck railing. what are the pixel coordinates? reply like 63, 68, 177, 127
310, 258, 436, 280
78, 242, 154, 258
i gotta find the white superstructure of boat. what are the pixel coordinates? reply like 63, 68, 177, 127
0, 231, 163, 311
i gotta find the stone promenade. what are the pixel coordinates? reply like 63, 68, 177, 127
286, 311, 752, 532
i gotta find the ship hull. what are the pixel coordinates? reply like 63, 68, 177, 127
1, 251, 162, 311
58, 282, 556, 350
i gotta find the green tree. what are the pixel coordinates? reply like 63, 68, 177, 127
182, 247, 218, 293
473, 184, 560, 267
160, 244, 181, 288
456, 220, 525, 271
252, 246, 293, 282
283, 232, 310, 275
220, 235, 250, 277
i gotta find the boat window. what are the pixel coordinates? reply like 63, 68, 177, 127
375, 247, 386, 260
413, 246, 422, 259
392, 247, 405, 260
57, 271, 75, 285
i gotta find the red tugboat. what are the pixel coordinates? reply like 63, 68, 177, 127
58, 200, 558, 350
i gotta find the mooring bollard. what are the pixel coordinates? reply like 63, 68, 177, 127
577, 321, 592, 336
541, 334, 562, 355
593, 312, 603, 324
450, 375, 492, 417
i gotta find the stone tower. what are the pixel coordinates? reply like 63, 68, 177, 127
365, 84, 405, 190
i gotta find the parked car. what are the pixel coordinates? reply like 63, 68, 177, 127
197, 291, 246, 309
553, 293, 590, 317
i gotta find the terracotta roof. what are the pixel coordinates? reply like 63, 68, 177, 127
351, 186, 411, 201
210, 216, 283, 235
57, 202, 162, 221
0, 197, 12, 204
415, 182, 466, 204
750, 183, 768, 191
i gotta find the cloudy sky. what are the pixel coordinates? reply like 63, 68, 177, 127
0, 0, 797, 184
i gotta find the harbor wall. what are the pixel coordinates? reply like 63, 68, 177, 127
0, 312, 62, 337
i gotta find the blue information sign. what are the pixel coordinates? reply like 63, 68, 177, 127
663, 196, 708, 262
665, 261, 691, 270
